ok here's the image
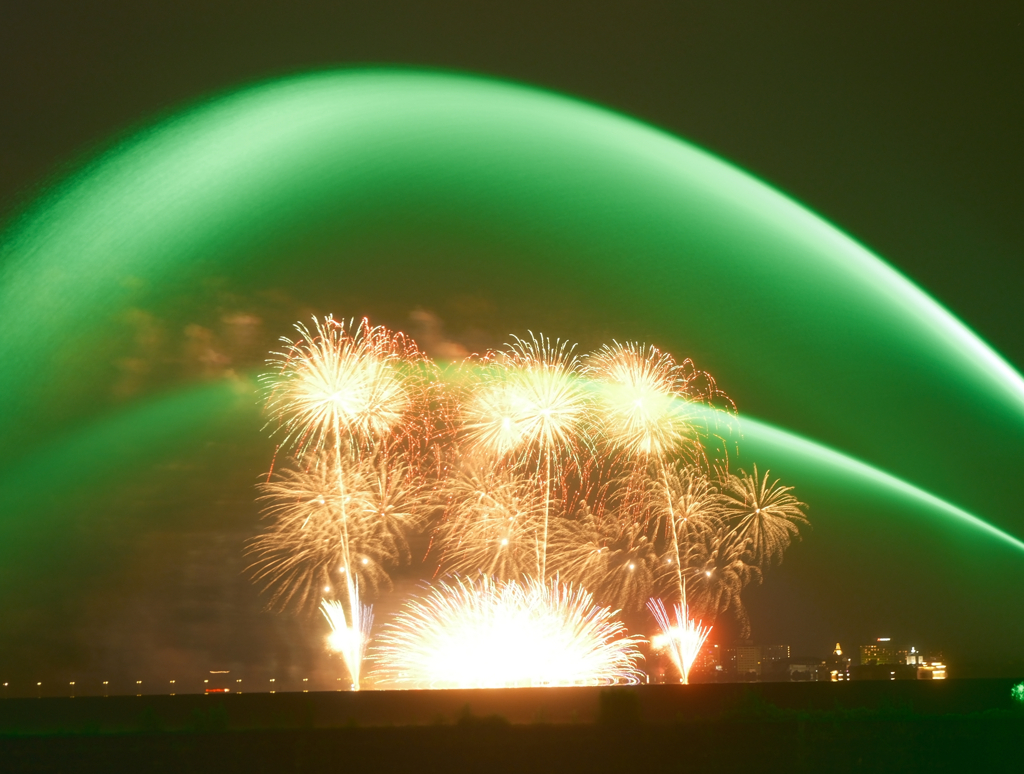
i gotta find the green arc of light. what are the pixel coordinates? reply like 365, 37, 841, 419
0, 67, 1020, 547
695, 409, 1024, 556
2, 378, 1020, 565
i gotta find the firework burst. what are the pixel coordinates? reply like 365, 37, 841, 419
686, 524, 761, 639
586, 341, 696, 462
247, 452, 432, 613
548, 503, 661, 612
435, 463, 548, 581
459, 333, 594, 579
261, 316, 429, 458
647, 464, 724, 602
461, 334, 592, 464
371, 576, 645, 689
721, 465, 808, 567
647, 598, 713, 685
322, 596, 374, 690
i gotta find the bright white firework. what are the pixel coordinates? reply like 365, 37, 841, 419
261, 316, 422, 457
647, 598, 712, 685
322, 596, 375, 691
461, 333, 592, 465
372, 576, 645, 689
585, 341, 694, 462
460, 333, 594, 579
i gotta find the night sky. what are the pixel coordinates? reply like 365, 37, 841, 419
1, 2, 1022, 693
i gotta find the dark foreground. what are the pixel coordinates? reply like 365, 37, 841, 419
2, 680, 1022, 773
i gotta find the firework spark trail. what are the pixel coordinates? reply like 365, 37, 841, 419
371, 576, 645, 689
261, 316, 427, 458
721, 464, 808, 567
586, 342, 716, 607
435, 463, 548, 581
460, 333, 594, 580
651, 463, 726, 607
647, 598, 712, 685
259, 316, 433, 689
248, 454, 378, 612
248, 452, 432, 609
321, 596, 374, 690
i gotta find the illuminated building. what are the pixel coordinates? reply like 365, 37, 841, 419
763, 645, 791, 663
725, 645, 762, 679
917, 662, 947, 680
692, 643, 721, 673
828, 642, 851, 681
900, 646, 925, 666
859, 638, 897, 665
855, 639, 947, 679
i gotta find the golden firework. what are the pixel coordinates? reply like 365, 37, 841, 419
247, 451, 432, 613
458, 333, 595, 579
548, 503, 662, 613
721, 465, 809, 567
586, 341, 696, 462
461, 333, 593, 466
261, 316, 428, 458
435, 462, 548, 581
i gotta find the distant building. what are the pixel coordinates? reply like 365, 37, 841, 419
828, 642, 851, 681
760, 645, 817, 682
856, 639, 947, 679
763, 645, 791, 663
917, 662, 947, 680
725, 645, 762, 679
786, 658, 827, 682
859, 638, 897, 665
693, 643, 721, 672
850, 663, 918, 680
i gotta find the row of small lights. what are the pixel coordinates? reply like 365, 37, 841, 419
1, 677, 352, 697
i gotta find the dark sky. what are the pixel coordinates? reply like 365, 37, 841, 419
1, 1, 1022, 692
